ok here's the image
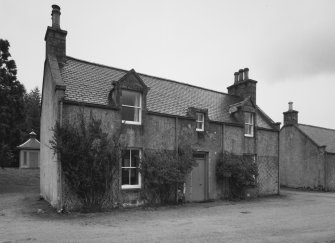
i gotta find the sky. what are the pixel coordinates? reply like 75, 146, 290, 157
1, 0, 335, 128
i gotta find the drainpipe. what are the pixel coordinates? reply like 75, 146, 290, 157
277, 130, 280, 195
175, 117, 178, 153
322, 147, 327, 191
175, 117, 178, 202
58, 99, 63, 211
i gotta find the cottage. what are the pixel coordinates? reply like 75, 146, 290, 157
280, 102, 335, 191
41, 5, 280, 209
17, 131, 40, 169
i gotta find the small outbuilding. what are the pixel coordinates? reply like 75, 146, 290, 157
280, 102, 335, 191
17, 131, 40, 169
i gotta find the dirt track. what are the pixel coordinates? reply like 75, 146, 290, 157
1, 168, 335, 243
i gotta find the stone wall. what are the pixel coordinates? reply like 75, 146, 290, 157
325, 154, 335, 191
59, 103, 279, 208
257, 129, 279, 195
280, 125, 326, 189
40, 62, 63, 208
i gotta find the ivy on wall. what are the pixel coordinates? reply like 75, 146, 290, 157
140, 144, 195, 205
50, 112, 123, 211
216, 152, 258, 199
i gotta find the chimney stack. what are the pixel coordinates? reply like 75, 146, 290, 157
45, 5, 67, 63
227, 67, 257, 104
51, 5, 61, 29
283, 102, 298, 126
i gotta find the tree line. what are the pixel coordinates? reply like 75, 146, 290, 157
0, 39, 41, 167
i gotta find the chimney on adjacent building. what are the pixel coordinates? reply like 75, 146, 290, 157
227, 68, 257, 104
283, 102, 298, 126
45, 5, 67, 63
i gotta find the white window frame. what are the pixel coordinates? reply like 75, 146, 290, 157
196, 113, 205, 131
244, 112, 254, 137
121, 90, 142, 125
121, 149, 141, 189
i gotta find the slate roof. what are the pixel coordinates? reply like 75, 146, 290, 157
298, 124, 335, 153
60, 56, 246, 123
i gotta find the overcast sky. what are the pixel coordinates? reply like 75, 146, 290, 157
1, 0, 335, 128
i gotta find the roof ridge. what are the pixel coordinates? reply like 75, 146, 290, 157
298, 123, 335, 132
65, 56, 238, 97
256, 105, 275, 124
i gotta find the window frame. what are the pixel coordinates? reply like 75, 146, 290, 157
121, 90, 142, 125
244, 112, 254, 137
121, 148, 141, 190
196, 112, 205, 132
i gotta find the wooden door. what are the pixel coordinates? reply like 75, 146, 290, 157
191, 155, 206, 201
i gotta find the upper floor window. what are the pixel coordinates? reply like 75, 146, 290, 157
196, 113, 205, 131
244, 112, 254, 137
121, 90, 142, 125
122, 149, 141, 189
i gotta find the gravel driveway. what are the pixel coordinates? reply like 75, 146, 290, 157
1, 168, 335, 243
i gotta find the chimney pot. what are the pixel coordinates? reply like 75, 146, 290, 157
51, 5, 61, 29
234, 72, 239, 83
288, 101, 293, 111
238, 69, 244, 82
244, 68, 249, 80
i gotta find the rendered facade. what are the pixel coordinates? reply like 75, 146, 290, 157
41, 5, 280, 209
280, 102, 335, 191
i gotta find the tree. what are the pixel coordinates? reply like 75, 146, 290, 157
0, 39, 26, 167
24, 87, 41, 140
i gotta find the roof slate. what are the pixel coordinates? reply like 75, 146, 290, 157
298, 124, 335, 153
59, 56, 276, 125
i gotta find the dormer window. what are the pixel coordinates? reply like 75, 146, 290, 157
121, 90, 142, 125
244, 112, 254, 137
196, 113, 205, 131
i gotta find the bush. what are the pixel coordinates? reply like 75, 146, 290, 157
50, 113, 122, 211
140, 145, 195, 205
216, 152, 258, 199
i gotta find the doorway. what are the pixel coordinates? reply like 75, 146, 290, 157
191, 153, 208, 201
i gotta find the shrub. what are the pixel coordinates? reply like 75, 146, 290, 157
140, 145, 195, 205
216, 152, 258, 199
50, 113, 122, 211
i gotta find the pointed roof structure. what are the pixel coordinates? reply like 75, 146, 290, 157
18, 131, 40, 150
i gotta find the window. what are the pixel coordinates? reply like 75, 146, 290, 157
121, 90, 142, 124
244, 112, 254, 137
196, 113, 205, 131
122, 149, 141, 189
23, 151, 27, 166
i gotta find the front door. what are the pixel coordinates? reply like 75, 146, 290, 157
191, 154, 206, 201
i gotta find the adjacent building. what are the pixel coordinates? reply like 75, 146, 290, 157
280, 102, 335, 190
41, 5, 280, 209
17, 131, 40, 169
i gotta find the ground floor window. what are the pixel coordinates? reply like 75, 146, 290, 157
121, 149, 141, 189
23, 151, 27, 166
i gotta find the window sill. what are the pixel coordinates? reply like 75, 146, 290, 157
122, 121, 142, 125
244, 134, 254, 138
121, 185, 141, 190
196, 129, 204, 132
